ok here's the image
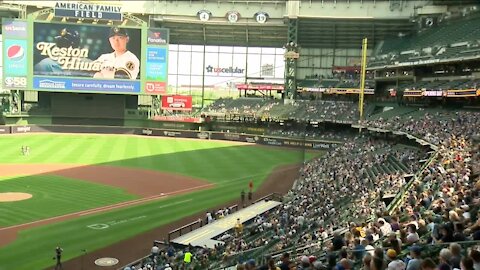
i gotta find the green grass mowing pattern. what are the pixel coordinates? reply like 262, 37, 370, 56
0, 134, 321, 270
0, 178, 279, 270
0, 175, 138, 227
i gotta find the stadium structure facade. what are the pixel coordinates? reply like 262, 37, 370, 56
0, 1, 480, 269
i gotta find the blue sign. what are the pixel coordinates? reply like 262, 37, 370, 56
54, 2, 123, 21
146, 47, 167, 81
147, 47, 167, 62
4, 39, 27, 76
54, 9, 122, 21
33, 77, 140, 93
146, 63, 167, 80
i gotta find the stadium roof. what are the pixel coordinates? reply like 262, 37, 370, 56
297, 18, 414, 49
432, 0, 480, 5
154, 18, 414, 48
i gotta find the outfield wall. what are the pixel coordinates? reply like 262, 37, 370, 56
0, 124, 339, 150
0, 123, 437, 152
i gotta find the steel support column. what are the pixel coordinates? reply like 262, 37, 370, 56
284, 19, 299, 100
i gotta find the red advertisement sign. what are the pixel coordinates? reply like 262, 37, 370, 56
161, 95, 192, 111
152, 115, 202, 123
145, 81, 166, 94
236, 83, 284, 91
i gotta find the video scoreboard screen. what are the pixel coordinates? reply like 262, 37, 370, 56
2, 19, 169, 95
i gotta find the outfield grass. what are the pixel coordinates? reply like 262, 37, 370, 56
0, 134, 319, 270
0, 175, 138, 226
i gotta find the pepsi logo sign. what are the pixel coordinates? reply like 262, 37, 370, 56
7, 45, 25, 61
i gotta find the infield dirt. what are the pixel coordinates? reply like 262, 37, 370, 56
0, 164, 213, 247
0, 192, 33, 202
60, 163, 302, 270
0, 162, 301, 270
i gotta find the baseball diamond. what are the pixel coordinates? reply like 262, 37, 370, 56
0, 133, 314, 270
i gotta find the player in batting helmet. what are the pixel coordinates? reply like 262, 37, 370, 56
54, 28, 81, 48
34, 28, 82, 75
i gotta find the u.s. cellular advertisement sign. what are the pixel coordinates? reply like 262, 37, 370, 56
2, 18, 169, 95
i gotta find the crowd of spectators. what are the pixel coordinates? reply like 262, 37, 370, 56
365, 111, 480, 145
205, 99, 360, 123
223, 110, 479, 270
266, 130, 353, 142
124, 107, 479, 270
227, 119, 479, 270
202, 98, 273, 117
201, 136, 426, 267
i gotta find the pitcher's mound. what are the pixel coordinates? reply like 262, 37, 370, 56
0, 192, 32, 202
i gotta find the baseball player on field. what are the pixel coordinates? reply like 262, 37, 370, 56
93, 27, 140, 80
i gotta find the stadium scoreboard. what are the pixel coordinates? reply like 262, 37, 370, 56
2, 18, 169, 95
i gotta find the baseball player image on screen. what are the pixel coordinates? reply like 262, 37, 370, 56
34, 28, 81, 75
93, 27, 140, 80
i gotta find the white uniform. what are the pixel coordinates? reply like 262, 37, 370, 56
94, 50, 139, 80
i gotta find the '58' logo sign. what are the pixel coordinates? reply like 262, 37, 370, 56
4, 77, 27, 88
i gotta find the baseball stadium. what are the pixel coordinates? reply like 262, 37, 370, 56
0, 1, 479, 270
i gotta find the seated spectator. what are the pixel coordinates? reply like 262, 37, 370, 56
364, 253, 373, 270
245, 259, 257, 270
435, 224, 455, 243
378, 218, 393, 236
406, 246, 423, 270
339, 258, 353, 270
421, 258, 437, 270
353, 238, 366, 260
469, 249, 480, 270
267, 258, 281, 270
438, 248, 453, 270
299, 255, 312, 270
333, 232, 346, 251
371, 247, 387, 270
449, 243, 462, 269
461, 257, 474, 270
387, 249, 406, 270
406, 224, 420, 244
417, 219, 428, 237
280, 253, 293, 270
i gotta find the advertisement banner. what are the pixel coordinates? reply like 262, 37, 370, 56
147, 28, 169, 45
2, 19, 29, 89
150, 129, 198, 138
152, 115, 202, 123
144, 28, 169, 95
0, 126, 11, 134
54, 2, 123, 21
32, 22, 141, 93
13, 126, 32, 133
2, 20, 28, 38
0, 124, 337, 150
161, 95, 193, 111
145, 47, 167, 94
32, 77, 140, 93
3, 39, 28, 88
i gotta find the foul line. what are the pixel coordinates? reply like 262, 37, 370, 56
0, 183, 214, 232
